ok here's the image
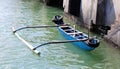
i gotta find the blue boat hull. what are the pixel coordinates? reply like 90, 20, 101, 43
52, 15, 99, 51
58, 27, 94, 51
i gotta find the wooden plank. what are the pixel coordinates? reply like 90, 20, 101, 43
64, 29, 73, 31
60, 26, 69, 28
67, 32, 82, 35
12, 27, 40, 55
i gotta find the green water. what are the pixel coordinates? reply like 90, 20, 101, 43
0, 0, 120, 69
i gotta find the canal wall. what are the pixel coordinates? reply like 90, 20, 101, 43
43, 0, 120, 47
63, 0, 98, 28
63, 0, 69, 13
105, 0, 120, 48
63, 0, 120, 47
81, 0, 98, 28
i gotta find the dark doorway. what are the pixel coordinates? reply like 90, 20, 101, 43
96, 0, 107, 25
69, 0, 81, 17
44, 0, 63, 8
92, 0, 111, 35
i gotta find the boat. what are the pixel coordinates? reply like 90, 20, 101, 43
52, 15, 100, 51
12, 15, 100, 55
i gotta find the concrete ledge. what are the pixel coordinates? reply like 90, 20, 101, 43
104, 28, 120, 49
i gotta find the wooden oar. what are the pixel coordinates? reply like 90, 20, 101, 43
33, 38, 88, 50
13, 25, 59, 33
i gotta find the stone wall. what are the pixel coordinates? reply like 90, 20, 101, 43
63, 0, 98, 28
105, 0, 115, 26
81, 0, 98, 27
63, 0, 120, 47
105, 0, 120, 47
63, 0, 69, 13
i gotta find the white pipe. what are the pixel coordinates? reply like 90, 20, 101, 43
12, 27, 40, 55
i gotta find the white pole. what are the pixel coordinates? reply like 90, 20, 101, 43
12, 27, 40, 55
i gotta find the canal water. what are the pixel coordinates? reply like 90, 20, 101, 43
0, 0, 120, 69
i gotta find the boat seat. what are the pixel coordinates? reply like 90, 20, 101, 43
67, 32, 83, 35
67, 32, 80, 35
60, 26, 69, 28
64, 29, 73, 31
